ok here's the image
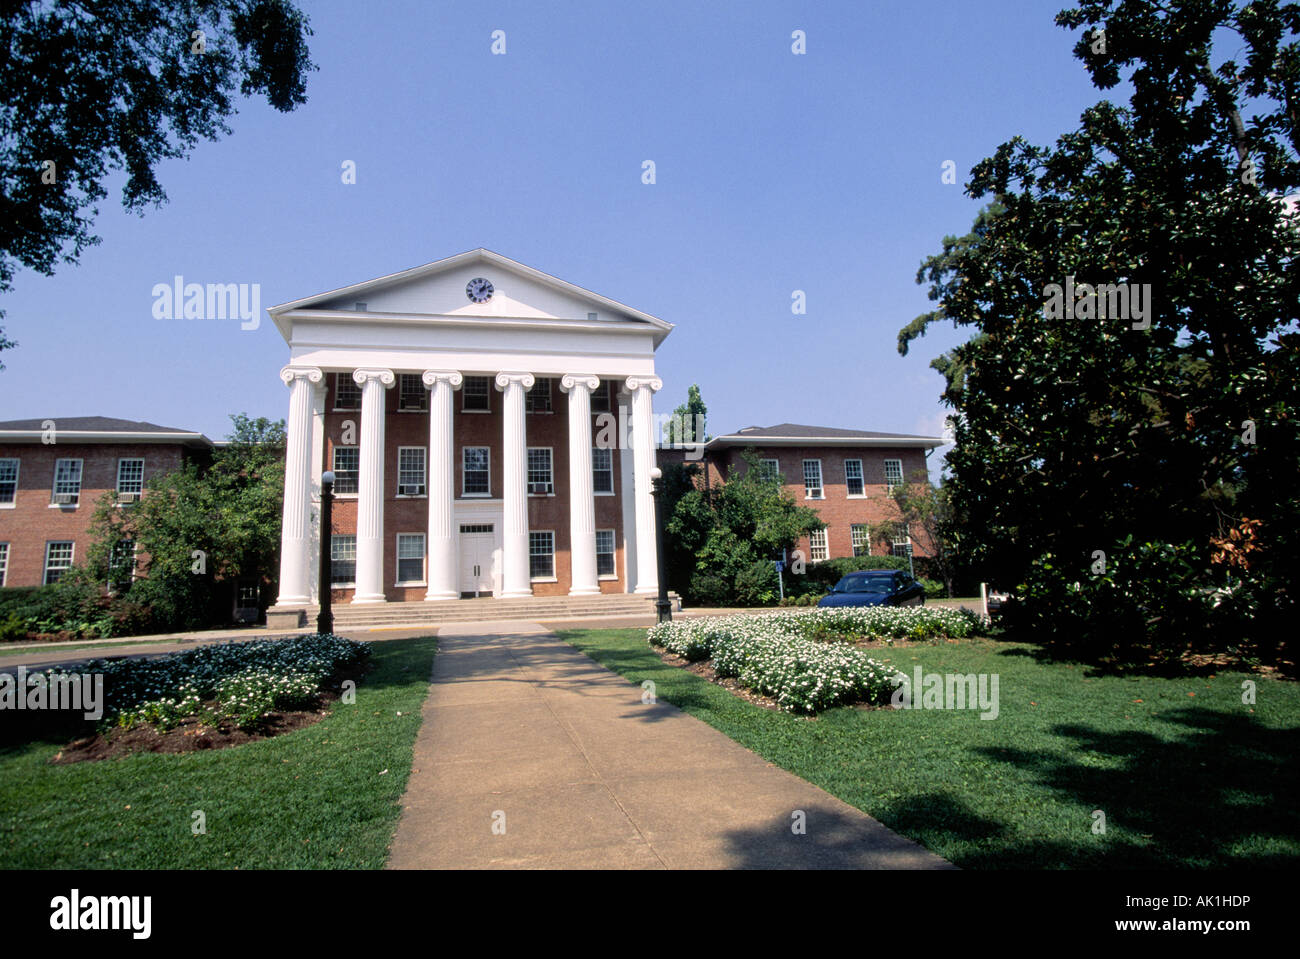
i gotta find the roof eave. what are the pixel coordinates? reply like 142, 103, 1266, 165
0, 430, 212, 447
704, 435, 945, 450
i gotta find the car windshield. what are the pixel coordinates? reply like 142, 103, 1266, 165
835, 575, 893, 594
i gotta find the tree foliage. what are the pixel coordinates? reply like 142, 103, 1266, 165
666, 450, 824, 605
86, 414, 286, 629
0, 0, 316, 359
663, 383, 708, 445
900, 0, 1300, 664
879, 472, 962, 597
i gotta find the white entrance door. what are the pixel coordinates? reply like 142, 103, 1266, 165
459, 524, 495, 597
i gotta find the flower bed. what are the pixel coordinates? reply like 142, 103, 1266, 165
77, 633, 371, 731
647, 607, 982, 714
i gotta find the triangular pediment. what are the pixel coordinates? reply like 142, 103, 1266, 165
269, 249, 671, 343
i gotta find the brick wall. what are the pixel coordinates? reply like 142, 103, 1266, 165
0, 443, 186, 587
320, 374, 629, 601
704, 444, 932, 562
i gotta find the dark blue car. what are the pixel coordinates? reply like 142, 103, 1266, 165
817, 570, 926, 608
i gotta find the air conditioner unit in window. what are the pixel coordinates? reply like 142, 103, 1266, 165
398, 484, 425, 496
52, 493, 77, 505
117, 492, 140, 503
528, 482, 553, 495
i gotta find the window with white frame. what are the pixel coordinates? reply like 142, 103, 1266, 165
592, 447, 614, 493
52, 459, 83, 505
589, 380, 611, 413
0, 459, 17, 505
527, 447, 553, 494
398, 373, 427, 411
397, 446, 427, 496
884, 458, 904, 488
529, 530, 555, 579
109, 539, 136, 591
845, 459, 865, 496
334, 372, 361, 410
0, 543, 8, 586
331, 535, 356, 585
891, 524, 913, 558
463, 447, 490, 495
851, 524, 871, 557
44, 541, 74, 584
525, 378, 553, 413
332, 446, 359, 494
758, 458, 781, 482
803, 459, 823, 499
462, 376, 490, 411
117, 458, 145, 496
809, 528, 829, 562
396, 533, 425, 583
596, 529, 616, 577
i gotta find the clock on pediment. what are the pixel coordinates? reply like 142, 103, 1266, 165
466, 277, 494, 303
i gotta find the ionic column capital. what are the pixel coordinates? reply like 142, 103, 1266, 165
624, 375, 663, 393
279, 366, 323, 387
495, 371, 535, 391
560, 374, 601, 393
353, 368, 395, 388
422, 370, 464, 390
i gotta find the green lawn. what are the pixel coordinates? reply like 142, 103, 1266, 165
556, 628, 1300, 869
0, 635, 437, 869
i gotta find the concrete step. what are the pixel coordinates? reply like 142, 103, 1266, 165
268, 593, 679, 629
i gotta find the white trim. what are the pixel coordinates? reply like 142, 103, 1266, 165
527, 446, 554, 496
844, 458, 866, 498
528, 528, 557, 582
462, 445, 491, 497
0, 430, 210, 446
0, 457, 18, 507
802, 458, 823, 500
267, 248, 674, 335
394, 531, 427, 586
596, 527, 618, 580
707, 434, 943, 450
396, 445, 427, 497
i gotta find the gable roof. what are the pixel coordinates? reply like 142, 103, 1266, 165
705, 423, 945, 450
267, 248, 674, 345
0, 417, 211, 446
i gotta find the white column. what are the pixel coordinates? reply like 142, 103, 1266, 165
561, 374, 601, 596
423, 370, 462, 601
495, 371, 534, 598
274, 366, 323, 607
352, 368, 394, 603
307, 385, 325, 604
626, 376, 663, 595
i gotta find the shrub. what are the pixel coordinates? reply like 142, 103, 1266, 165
734, 559, 779, 606
804, 556, 910, 591
648, 606, 983, 713
69, 633, 371, 731
919, 577, 945, 598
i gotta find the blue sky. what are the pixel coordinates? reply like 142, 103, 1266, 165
1, 0, 1105, 477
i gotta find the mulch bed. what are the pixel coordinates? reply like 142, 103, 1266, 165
49, 699, 337, 764
46, 666, 368, 764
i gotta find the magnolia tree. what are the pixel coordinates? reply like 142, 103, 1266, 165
0, 0, 316, 363
875, 472, 962, 597
898, 0, 1299, 663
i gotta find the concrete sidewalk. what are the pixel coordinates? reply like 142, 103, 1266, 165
386, 621, 953, 870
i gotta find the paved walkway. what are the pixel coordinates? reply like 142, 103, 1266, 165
386, 621, 953, 870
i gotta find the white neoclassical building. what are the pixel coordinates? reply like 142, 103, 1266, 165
266, 250, 671, 620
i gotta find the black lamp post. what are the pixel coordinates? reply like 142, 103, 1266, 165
649, 466, 672, 623
317, 470, 335, 636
